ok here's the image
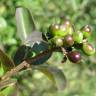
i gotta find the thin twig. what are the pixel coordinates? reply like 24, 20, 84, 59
1, 47, 60, 80
1, 61, 30, 80
0, 79, 17, 90
26, 47, 60, 64
61, 47, 67, 55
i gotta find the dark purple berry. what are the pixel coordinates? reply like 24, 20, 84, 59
67, 51, 81, 63
63, 34, 74, 47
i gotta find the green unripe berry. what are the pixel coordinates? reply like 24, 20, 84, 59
59, 25, 69, 36
60, 19, 75, 35
63, 34, 74, 47
50, 36, 64, 47
49, 24, 68, 37
48, 24, 59, 36
73, 31, 83, 44
82, 43, 95, 56
81, 25, 92, 38
61, 19, 70, 24
53, 37, 64, 47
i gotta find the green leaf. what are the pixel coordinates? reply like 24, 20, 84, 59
23, 31, 52, 65
34, 65, 67, 90
0, 79, 17, 90
0, 49, 15, 71
30, 42, 52, 65
14, 30, 51, 65
14, 41, 52, 65
15, 7, 52, 65
15, 7, 36, 42
0, 17, 7, 31
13, 45, 32, 65
0, 93, 5, 96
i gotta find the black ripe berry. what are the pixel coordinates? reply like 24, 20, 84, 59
67, 51, 81, 63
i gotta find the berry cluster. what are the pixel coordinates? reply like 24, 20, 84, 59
42, 19, 95, 63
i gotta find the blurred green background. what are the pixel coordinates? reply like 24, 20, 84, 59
0, 0, 96, 96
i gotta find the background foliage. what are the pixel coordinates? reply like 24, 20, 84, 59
0, 0, 96, 96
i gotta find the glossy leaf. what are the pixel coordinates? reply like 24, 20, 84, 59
14, 32, 51, 65
14, 29, 52, 65
30, 42, 52, 65
25, 31, 52, 65
34, 65, 67, 90
13, 45, 32, 65
15, 7, 36, 42
0, 49, 15, 71
23, 30, 50, 55
14, 41, 52, 65
15, 7, 52, 65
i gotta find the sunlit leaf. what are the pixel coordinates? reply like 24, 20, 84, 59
0, 93, 5, 96
0, 79, 17, 90
34, 65, 67, 90
15, 7, 36, 42
0, 17, 7, 31
0, 49, 15, 71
